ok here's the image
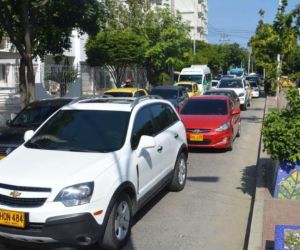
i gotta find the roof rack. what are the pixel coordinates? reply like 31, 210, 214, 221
69, 95, 162, 107
131, 95, 162, 108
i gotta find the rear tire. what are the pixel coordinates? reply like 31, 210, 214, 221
168, 152, 187, 192
242, 104, 247, 111
101, 193, 132, 250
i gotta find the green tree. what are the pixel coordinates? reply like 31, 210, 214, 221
86, 29, 148, 85
0, 0, 103, 105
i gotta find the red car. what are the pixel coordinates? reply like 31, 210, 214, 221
180, 95, 241, 150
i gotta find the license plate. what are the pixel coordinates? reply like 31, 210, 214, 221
190, 134, 204, 141
0, 155, 5, 160
0, 209, 26, 228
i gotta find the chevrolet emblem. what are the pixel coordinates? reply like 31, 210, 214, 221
10, 191, 21, 198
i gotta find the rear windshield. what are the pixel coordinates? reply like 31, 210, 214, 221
249, 82, 258, 88
150, 89, 178, 99
25, 110, 130, 152
219, 79, 243, 88
179, 75, 202, 84
177, 84, 193, 92
181, 99, 228, 115
105, 92, 133, 97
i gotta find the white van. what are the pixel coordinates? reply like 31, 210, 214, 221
178, 65, 212, 94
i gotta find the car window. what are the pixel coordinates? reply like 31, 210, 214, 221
105, 92, 133, 97
150, 89, 178, 99
181, 99, 228, 115
12, 103, 67, 127
134, 90, 146, 97
131, 107, 154, 149
179, 75, 203, 85
219, 79, 243, 88
178, 84, 192, 92
149, 103, 173, 134
25, 110, 130, 152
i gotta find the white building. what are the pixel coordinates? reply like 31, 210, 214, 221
150, 0, 208, 41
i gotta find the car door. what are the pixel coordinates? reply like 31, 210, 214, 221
229, 100, 240, 136
149, 103, 178, 176
131, 106, 161, 198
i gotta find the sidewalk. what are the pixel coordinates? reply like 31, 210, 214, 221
248, 93, 300, 250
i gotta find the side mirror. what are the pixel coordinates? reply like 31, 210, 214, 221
24, 130, 34, 142
136, 135, 156, 157
232, 108, 240, 115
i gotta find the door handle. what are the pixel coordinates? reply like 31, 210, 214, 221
157, 145, 163, 153
174, 133, 179, 139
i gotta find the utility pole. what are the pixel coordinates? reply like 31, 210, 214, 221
247, 47, 252, 74
276, 0, 282, 108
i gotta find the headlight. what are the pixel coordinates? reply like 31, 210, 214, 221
54, 182, 94, 207
216, 121, 230, 132
239, 93, 244, 97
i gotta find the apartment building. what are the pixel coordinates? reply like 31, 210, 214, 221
150, 0, 208, 41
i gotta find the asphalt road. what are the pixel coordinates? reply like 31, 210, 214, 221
0, 96, 266, 250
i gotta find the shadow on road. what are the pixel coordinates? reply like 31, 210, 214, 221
187, 176, 219, 183
236, 165, 257, 197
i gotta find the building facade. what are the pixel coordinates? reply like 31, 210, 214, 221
150, 0, 208, 41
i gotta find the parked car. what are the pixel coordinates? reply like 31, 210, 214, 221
210, 80, 220, 90
0, 96, 188, 249
150, 86, 189, 111
248, 80, 260, 98
175, 81, 200, 97
104, 87, 148, 97
180, 95, 241, 150
0, 98, 74, 159
204, 89, 240, 109
217, 78, 250, 110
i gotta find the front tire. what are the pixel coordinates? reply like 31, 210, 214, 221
236, 121, 241, 137
101, 193, 132, 250
168, 152, 187, 192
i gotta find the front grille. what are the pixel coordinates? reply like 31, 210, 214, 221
188, 139, 211, 145
0, 183, 51, 192
186, 128, 211, 133
0, 194, 47, 208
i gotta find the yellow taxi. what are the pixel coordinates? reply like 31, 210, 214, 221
104, 87, 148, 97
175, 81, 200, 97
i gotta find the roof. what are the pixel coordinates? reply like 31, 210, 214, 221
104, 88, 144, 93
190, 95, 229, 101
151, 86, 184, 91
62, 96, 164, 112
176, 81, 198, 86
28, 98, 74, 107
205, 89, 236, 94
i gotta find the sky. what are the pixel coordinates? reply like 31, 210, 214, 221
207, 0, 299, 48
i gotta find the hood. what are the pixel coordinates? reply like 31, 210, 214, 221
0, 145, 120, 188
0, 126, 32, 146
181, 115, 229, 130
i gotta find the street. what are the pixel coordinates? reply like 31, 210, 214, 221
0, 96, 265, 250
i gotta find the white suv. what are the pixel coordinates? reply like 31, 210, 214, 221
0, 96, 188, 249
217, 78, 249, 110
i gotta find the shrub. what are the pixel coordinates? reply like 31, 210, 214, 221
262, 88, 300, 163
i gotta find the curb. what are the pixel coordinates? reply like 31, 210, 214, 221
247, 95, 268, 250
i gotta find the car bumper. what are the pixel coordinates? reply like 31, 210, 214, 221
239, 97, 246, 105
252, 91, 259, 97
186, 130, 232, 149
0, 213, 103, 246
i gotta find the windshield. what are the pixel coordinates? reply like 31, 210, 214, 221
25, 110, 130, 153
249, 81, 258, 88
181, 99, 228, 115
177, 84, 192, 92
229, 70, 244, 77
105, 92, 133, 97
219, 79, 243, 88
150, 89, 178, 99
12, 103, 66, 127
179, 75, 202, 84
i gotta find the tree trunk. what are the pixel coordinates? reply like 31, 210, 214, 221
19, 58, 27, 108
26, 57, 36, 103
